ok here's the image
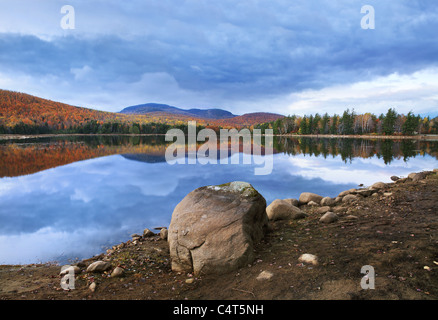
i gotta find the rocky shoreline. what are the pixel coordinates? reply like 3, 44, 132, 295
1, 169, 437, 300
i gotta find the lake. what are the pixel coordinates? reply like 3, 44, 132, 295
0, 135, 437, 265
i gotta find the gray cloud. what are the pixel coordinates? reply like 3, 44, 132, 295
0, 0, 437, 114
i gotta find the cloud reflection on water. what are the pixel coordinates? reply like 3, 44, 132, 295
0, 151, 436, 264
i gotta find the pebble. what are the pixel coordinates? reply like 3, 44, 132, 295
86, 261, 112, 273
160, 228, 168, 240
89, 282, 96, 292
143, 228, 155, 237
319, 212, 338, 224
298, 253, 318, 265
111, 267, 124, 278
256, 271, 274, 281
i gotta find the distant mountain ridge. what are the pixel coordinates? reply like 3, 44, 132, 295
0, 89, 285, 132
120, 103, 237, 119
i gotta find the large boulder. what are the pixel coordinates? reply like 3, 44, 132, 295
299, 192, 323, 205
168, 181, 268, 275
266, 199, 307, 221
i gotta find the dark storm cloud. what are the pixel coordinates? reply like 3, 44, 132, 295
0, 0, 437, 112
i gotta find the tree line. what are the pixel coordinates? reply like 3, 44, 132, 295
255, 108, 438, 136
0, 120, 206, 135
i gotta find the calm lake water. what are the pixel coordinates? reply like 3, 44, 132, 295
1, 135, 437, 265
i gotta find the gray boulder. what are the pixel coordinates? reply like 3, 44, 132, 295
168, 181, 268, 275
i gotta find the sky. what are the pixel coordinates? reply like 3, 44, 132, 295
0, 0, 437, 117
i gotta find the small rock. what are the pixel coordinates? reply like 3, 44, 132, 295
111, 267, 124, 278
131, 233, 142, 240
86, 261, 112, 273
307, 200, 319, 206
355, 189, 373, 197
320, 197, 335, 207
383, 192, 393, 197
160, 228, 168, 240
345, 215, 359, 220
256, 271, 274, 281
59, 265, 80, 276
412, 172, 427, 182
283, 198, 299, 207
316, 206, 331, 215
89, 282, 96, 292
75, 261, 86, 268
298, 253, 318, 265
390, 176, 400, 181
338, 190, 352, 197
319, 212, 338, 224
332, 206, 347, 213
143, 228, 155, 237
185, 278, 195, 284
370, 182, 385, 190
298, 192, 323, 205
342, 194, 358, 203
266, 199, 307, 221
407, 172, 417, 180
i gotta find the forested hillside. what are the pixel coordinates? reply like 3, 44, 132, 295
0, 90, 284, 134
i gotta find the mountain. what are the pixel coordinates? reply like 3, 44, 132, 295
0, 89, 285, 133
120, 103, 236, 119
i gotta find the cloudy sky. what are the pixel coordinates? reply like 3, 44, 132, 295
0, 0, 437, 116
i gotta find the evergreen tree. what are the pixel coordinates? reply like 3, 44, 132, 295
382, 108, 398, 135
402, 111, 419, 135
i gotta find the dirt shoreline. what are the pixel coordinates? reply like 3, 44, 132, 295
1, 171, 437, 300
278, 134, 438, 140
